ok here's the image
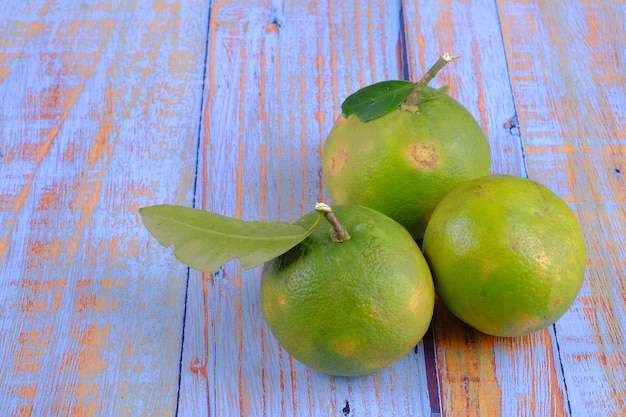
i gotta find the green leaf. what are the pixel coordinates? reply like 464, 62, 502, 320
341, 80, 415, 122
139, 205, 322, 273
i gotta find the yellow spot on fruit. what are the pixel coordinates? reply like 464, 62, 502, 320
329, 335, 360, 357
326, 147, 348, 178
407, 141, 440, 171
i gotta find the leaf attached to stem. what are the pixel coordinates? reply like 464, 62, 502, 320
139, 205, 323, 273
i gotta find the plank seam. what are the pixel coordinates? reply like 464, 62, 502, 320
175, 0, 215, 416
492, 0, 529, 179
175, 270, 192, 417
552, 324, 574, 417
398, 2, 411, 81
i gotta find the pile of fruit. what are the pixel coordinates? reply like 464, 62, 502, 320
140, 54, 586, 377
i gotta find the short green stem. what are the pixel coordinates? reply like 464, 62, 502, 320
404, 53, 460, 106
315, 202, 352, 243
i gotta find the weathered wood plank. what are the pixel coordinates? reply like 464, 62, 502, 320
401, 2, 571, 416
177, 0, 434, 415
0, 1, 208, 415
1, 1, 623, 416
498, 1, 626, 416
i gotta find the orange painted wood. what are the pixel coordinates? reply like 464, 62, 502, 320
1, 0, 624, 416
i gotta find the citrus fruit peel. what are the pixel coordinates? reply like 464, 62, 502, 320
422, 174, 586, 337
322, 54, 491, 238
260, 204, 435, 376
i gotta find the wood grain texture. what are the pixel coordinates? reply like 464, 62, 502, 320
498, 2, 626, 416
178, 1, 433, 415
0, 1, 208, 415
1, 0, 624, 416
402, 2, 569, 416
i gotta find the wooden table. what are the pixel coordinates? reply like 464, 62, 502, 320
1, 1, 624, 416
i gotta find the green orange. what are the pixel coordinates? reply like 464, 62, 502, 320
322, 86, 491, 239
260, 205, 435, 376
422, 174, 586, 337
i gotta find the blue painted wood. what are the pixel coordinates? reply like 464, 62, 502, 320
178, 1, 433, 415
0, 0, 624, 416
0, 1, 208, 415
499, 2, 626, 416
401, 2, 571, 416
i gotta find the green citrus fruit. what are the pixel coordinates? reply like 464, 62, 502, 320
260, 205, 435, 376
322, 86, 491, 239
422, 174, 586, 337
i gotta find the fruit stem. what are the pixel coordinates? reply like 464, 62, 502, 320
404, 53, 460, 107
315, 202, 352, 243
